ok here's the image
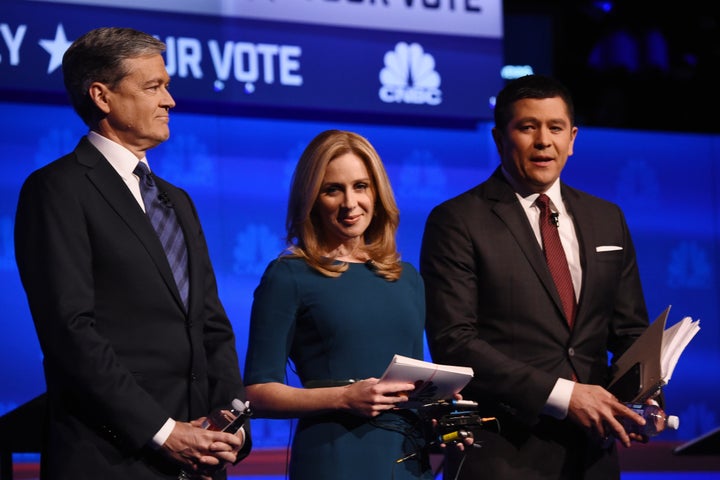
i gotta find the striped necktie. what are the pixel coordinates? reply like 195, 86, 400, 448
134, 162, 189, 309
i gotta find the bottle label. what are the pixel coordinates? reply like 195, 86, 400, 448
201, 399, 252, 433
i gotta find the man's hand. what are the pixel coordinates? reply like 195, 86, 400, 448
161, 421, 244, 474
566, 383, 645, 448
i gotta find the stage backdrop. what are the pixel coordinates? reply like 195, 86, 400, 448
1, 0, 718, 454
1, 102, 719, 449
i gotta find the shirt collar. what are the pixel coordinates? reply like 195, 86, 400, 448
87, 130, 149, 179
501, 165, 565, 213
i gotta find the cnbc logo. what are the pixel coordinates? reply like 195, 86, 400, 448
379, 42, 442, 106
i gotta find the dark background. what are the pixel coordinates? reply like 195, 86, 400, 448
503, 0, 720, 132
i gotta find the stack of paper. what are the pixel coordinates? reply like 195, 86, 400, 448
378, 354, 474, 407
660, 315, 701, 383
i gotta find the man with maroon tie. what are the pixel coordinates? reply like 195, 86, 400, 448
421, 74, 650, 479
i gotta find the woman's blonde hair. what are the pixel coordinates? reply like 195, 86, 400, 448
284, 129, 402, 280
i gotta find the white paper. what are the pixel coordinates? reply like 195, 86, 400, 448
660, 316, 701, 383
378, 354, 474, 407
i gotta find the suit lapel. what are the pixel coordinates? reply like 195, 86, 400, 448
76, 138, 187, 313
486, 169, 570, 327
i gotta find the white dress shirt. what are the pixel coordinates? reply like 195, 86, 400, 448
501, 167, 580, 420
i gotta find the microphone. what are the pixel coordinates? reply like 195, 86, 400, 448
435, 429, 472, 444
158, 192, 173, 209
395, 429, 477, 463
550, 212, 559, 227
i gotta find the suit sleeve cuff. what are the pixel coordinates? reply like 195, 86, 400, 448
151, 418, 176, 449
542, 378, 575, 419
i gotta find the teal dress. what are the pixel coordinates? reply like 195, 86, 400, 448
244, 257, 433, 480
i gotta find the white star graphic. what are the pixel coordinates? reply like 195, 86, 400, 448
39, 24, 73, 74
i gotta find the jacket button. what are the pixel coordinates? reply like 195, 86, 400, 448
568, 347, 575, 357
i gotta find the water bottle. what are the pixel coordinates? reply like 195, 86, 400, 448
201, 398, 251, 433
178, 399, 251, 479
621, 403, 679, 437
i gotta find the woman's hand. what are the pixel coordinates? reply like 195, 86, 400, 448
340, 378, 415, 417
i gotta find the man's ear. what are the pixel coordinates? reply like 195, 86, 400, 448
491, 127, 504, 156
88, 82, 111, 114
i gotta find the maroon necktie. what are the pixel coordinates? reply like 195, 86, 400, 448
536, 194, 576, 328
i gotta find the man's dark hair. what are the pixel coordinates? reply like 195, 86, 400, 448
494, 74, 575, 131
62, 27, 166, 126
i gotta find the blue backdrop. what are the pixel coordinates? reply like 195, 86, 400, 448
1, 0, 718, 455
1, 101, 718, 449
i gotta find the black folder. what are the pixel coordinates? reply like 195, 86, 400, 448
608, 306, 671, 402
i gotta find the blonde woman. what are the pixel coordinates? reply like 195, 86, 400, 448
244, 130, 434, 479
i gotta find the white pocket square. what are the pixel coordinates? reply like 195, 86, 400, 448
596, 245, 623, 252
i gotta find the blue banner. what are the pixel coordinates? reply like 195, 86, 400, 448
32, 0, 504, 38
1, 0, 503, 122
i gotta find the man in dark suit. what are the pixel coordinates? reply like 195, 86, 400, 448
14, 27, 251, 479
420, 75, 650, 479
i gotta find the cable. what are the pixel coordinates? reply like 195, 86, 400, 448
284, 362, 298, 480
452, 452, 467, 480
284, 417, 294, 480
373, 409, 432, 477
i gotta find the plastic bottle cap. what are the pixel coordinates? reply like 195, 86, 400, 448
231, 398, 246, 412
667, 415, 680, 430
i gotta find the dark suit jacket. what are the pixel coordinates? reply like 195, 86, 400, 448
420, 167, 649, 480
14, 137, 251, 479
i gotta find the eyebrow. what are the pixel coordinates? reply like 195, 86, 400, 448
323, 177, 371, 184
515, 116, 568, 125
142, 77, 167, 86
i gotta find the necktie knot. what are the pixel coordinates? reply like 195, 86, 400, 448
134, 162, 155, 188
536, 193, 552, 223
536, 193, 549, 208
